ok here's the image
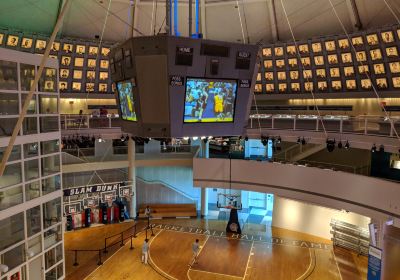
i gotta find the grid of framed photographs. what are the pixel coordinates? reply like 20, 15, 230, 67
0, 32, 113, 94
255, 25, 400, 95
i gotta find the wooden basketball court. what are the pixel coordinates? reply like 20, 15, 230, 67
65, 220, 367, 280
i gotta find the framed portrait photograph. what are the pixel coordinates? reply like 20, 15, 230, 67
304, 82, 313, 92
389, 62, 400, 73
358, 65, 369, 74
74, 57, 84, 67
87, 59, 97, 68
351, 36, 364, 47
99, 72, 109, 80
312, 42, 322, 53
99, 83, 108, 92
35, 39, 46, 51
299, 44, 309, 54
370, 49, 382, 60
290, 71, 299, 80
89, 46, 98, 56
278, 83, 287, 93
73, 70, 83, 80
338, 39, 349, 49
63, 43, 73, 53
318, 81, 328, 91
393, 77, 400, 88
330, 67, 340, 78
386, 46, 398, 57
328, 54, 338, 64
325, 40, 336, 52
398, 29, 400, 40
288, 58, 298, 67
7, 35, 19, 47
303, 70, 312, 79
264, 60, 273, 69
21, 38, 33, 49
266, 83, 275, 92
265, 72, 274, 81
61, 56, 71, 66
51, 42, 60, 52
356, 51, 367, 62
316, 68, 326, 78
366, 34, 379, 46
276, 59, 285, 68
341, 53, 352, 64
287, 45, 296, 55
76, 45, 85, 55
254, 84, 262, 93
274, 47, 284, 56
46, 68, 56, 77
86, 82, 95, 92
44, 80, 54, 90
291, 83, 300, 92
59, 81, 68, 91
256, 73, 261, 81
100, 60, 109, 69
72, 82, 82, 91
381, 31, 394, 43
314, 56, 324, 66
87, 70, 96, 80
376, 78, 388, 89
361, 78, 372, 89
346, 80, 357, 90
331, 80, 342, 90
0, 33, 4, 45
60, 69, 69, 79
373, 63, 385, 75
262, 48, 272, 57
344, 66, 354, 77
277, 71, 286, 80
300, 57, 311, 66
101, 47, 110, 56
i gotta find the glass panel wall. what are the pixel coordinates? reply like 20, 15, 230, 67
41, 155, 60, 176
0, 212, 24, 251
25, 180, 40, 201
0, 93, 19, 115
27, 205, 42, 237
42, 175, 60, 195
43, 198, 61, 229
20, 64, 36, 91
0, 118, 18, 137
22, 94, 37, 114
0, 60, 18, 90
2, 244, 25, 271
27, 236, 42, 260
0, 162, 21, 188
0, 185, 23, 211
24, 159, 39, 181
40, 116, 59, 133
22, 117, 38, 135
39, 96, 58, 114
0, 145, 21, 162
41, 140, 59, 155
44, 225, 62, 250
23, 142, 39, 158
39, 68, 57, 93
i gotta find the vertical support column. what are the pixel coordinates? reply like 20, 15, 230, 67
130, 0, 136, 37
267, 0, 279, 42
200, 140, 209, 217
189, 0, 193, 37
128, 137, 137, 219
200, 0, 206, 38
174, 0, 180, 36
166, 0, 172, 35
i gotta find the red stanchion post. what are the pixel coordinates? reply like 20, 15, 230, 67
97, 250, 103, 265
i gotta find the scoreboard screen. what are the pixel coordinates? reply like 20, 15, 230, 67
117, 80, 137, 122
184, 78, 238, 123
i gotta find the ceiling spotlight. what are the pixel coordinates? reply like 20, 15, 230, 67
192, 136, 198, 140
371, 144, 377, 153
338, 141, 343, 149
326, 139, 336, 152
277, 136, 281, 144
301, 137, 306, 145
344, 141, 350, 149
208, 136, 213, 140
297, 137, 301, 144
183, 137, 189, 140
379, 144, 384, 153
200, 136, 206, 140
120, 135, 125, 141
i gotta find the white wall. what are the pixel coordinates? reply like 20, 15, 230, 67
272, 196, 370, 239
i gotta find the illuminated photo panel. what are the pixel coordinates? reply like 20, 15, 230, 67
117, 80, 137, 122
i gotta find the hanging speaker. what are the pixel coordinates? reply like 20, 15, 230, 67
210, 59, 219, 75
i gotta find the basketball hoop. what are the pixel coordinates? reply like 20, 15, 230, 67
217, 193, 242, 210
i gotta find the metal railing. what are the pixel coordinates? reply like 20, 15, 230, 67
249, 114, 400, 137
67, 223, 139, 268
61, 114, 122, 130
295, 159, 370, 175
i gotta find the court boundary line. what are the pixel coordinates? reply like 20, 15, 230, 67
188, 268, 243, 279
296, 248, 316, 280
243, 241, 254, 279
148, 229, 179, 280
332, 249, 343, 280
187, 235, 209, 280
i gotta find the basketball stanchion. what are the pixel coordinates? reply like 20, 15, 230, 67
73, 250, 79, 266
97, 250, 103, 266
130, 235, 134, 250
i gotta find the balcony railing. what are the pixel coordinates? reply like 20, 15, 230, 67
248, 114, 399, 137
61, 114, 122, 130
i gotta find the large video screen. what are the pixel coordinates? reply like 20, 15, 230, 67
184, 78, 238, 123
117, 80, 137, 122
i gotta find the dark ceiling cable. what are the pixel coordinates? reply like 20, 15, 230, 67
383, 0, 400, 24
90, 0, 145, 36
